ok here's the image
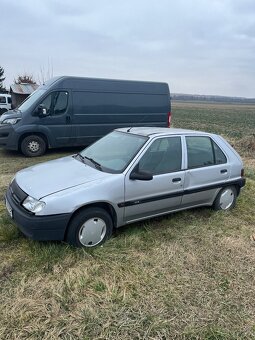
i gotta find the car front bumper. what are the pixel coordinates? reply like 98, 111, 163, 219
5, 186, 71, 241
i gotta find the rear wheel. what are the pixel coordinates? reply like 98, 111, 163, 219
21, 135, 46, 157
66, 207, 113, 248
213, 186, 237, 211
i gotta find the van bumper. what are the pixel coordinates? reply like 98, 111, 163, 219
5, 187, 71, 241
0, 125, 18, 150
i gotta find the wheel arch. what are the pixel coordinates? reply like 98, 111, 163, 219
18, 132, 49, 151
64, 202, 118, 240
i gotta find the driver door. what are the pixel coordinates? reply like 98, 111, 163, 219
36, 91, 73, 147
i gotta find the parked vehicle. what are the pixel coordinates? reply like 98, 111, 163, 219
0, 76, 171, 156
5, 127, 245, 248
0, 94, 12, 115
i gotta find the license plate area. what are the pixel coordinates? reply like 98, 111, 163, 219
5, 198, 13, 218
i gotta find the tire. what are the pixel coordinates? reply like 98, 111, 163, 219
66, 207, 113, 248
213, 186, 237, 211
21, 135, 46, 157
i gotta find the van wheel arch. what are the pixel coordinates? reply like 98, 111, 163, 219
19, 133, 48, 156
64, 202, 118, 240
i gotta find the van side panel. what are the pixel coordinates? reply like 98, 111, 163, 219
72, 90, 170, 145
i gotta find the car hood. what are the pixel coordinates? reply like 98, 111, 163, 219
15, 156, 110, 199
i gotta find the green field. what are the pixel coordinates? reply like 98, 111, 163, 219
0, 102, 255, 339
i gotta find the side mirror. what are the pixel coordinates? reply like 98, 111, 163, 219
37, 104, 49, 117
130, 167, 153, 181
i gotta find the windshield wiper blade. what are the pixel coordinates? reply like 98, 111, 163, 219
74, 153, 85, 163
84, 156, 102, 170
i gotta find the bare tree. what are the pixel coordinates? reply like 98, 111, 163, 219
38, 58, 54, 85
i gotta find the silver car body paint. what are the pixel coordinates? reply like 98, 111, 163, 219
13, 127, 244, 229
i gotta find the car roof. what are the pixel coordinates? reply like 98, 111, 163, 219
116, 127, 212, 137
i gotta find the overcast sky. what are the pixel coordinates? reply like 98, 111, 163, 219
1, 0, 255, 97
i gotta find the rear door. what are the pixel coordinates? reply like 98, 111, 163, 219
124, 136, 184, 223
182, 135, 230, 207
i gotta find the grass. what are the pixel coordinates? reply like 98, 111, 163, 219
0, 102, 255, 339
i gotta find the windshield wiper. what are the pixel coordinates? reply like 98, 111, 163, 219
73, 153, 86, 163
84, 156, 102, 170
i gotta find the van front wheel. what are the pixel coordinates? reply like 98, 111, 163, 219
21, 135, 46, 157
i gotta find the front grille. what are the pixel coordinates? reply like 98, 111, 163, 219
10, 179, 27, 204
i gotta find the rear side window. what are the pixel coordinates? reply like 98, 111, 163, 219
0, 96, 6, 104
186, 136, 226, 169
8, 97, 12, 104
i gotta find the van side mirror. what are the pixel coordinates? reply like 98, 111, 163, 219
130, 166, 153, 181
37, 104, 49, 117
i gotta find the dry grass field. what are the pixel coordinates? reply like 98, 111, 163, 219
0, 102, 255, 339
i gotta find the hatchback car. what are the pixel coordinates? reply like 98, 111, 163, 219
5, 127, 245, 247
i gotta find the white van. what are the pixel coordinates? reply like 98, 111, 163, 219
0, 94, 12, 115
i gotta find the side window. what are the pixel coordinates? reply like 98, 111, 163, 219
8, 97, 12, 104
0, 96, 6, 104
213, 141, 227, 164
40, 94, 52, 112
139, 137, 182, 175
39, 91, 68, 115
186, 136, 226, 168
53, 92, 68, 115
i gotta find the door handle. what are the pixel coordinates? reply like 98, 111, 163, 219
66, 115, 71, 124
172, 177, 182, 183
220, 169, 228, 174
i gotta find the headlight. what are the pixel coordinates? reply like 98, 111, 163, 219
2, 118, 21, 125
22, 196, 46, 213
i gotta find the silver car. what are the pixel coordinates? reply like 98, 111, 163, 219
5, 127, 245, 248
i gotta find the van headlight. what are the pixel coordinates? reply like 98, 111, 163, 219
23, 196, 46, 213
2, 118, 21, 125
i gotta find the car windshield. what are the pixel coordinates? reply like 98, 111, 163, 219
80, 131, 148, 173
17, 89, 46, 112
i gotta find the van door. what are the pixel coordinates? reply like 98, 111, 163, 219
124, 136, 184, 223
35, 91, 73, 147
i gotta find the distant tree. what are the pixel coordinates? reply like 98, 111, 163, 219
0, 66, 6, 89
14, 74, 36, 84
38, 59, 54, 84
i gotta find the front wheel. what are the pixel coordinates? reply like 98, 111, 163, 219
213, 186, 237, 211
21, 135, 46, 157
66, 207, 113, 248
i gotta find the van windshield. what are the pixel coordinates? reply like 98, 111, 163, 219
80, 131, 148, 173
17, 89, 46, 112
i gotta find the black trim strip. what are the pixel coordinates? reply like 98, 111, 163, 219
118, 178, 245, 208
